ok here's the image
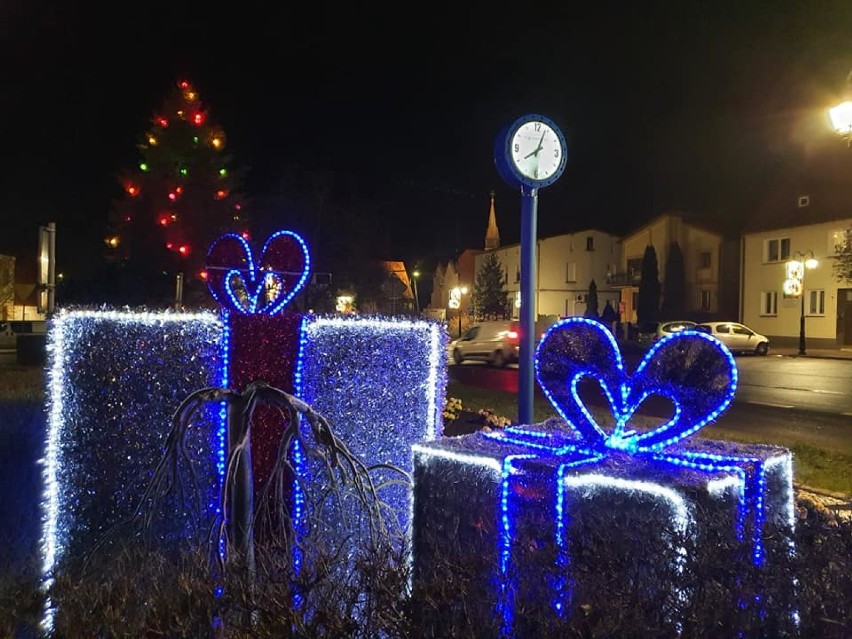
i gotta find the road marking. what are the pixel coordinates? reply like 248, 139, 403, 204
746, 401, 795, 409
812, 389, 843, 395
842, 412, 852, 417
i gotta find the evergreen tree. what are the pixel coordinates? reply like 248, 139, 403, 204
637, 244, 661, 331
105, 79, 248, 306
661, 241, 686, 318
832, 227, 852, 282
474, 252, 509, 320
584, 279, 599, 318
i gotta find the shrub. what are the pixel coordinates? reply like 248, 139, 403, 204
0, 494, 836, 638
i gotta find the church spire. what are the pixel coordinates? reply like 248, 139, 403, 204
484, 190, 500, 250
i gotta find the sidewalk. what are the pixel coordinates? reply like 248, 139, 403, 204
770, 345, 852, 360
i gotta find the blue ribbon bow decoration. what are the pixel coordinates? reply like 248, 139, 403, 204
483, 318, 786, 634
534, 316, 738, 453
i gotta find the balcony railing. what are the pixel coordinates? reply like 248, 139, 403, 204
606, 271, 640, 287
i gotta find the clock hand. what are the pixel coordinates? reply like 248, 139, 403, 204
523, 131, 548, 159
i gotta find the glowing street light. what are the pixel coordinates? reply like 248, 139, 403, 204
829, 100, 852, 140
784, 250, 818, 355
412, 269, 421, 314
449, 285, 468, 337
829, 72, 852, 145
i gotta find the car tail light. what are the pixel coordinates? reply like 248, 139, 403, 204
507, 330, 519, 341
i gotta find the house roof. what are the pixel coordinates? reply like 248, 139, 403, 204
621, 211, 725, 240
743, 145, 852, 233
745, 190, 852, 233
381, 260, 414, 299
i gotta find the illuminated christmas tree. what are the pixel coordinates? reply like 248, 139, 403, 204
105, 79, 248, 306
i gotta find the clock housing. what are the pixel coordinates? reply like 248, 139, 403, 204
494, 113, 567, 189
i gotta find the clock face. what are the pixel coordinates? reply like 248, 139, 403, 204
510, 121, 564, 181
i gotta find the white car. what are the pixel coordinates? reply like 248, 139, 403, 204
450, 320, 520, 368
696, 322, 770, 356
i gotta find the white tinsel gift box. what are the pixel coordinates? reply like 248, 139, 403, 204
412, 424, 796, 637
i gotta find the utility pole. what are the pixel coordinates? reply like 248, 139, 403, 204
37, 223, 56, 316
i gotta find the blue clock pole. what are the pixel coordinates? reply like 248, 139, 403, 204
494, 113, 567, 426
518, 185, 538, 425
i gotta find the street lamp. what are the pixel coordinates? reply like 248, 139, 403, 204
829, 72, 852, 144
784, 250, 818, 355
829, 99, 852, 144
449, 285, 468, 337
412, 269, 421, 314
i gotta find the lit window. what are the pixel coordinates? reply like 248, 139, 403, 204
830, 229, 850, 255
760, 291, 778, 316
807, 289, 825, 315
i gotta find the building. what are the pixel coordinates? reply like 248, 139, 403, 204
429, 193, 497, 333
0, 253, 43, 322
608, 212, 730, 326
741, 216, 852, 347
474, 229, 622, 320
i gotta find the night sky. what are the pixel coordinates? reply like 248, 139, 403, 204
2, 2, 852, 282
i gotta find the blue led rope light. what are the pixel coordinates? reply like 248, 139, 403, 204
474, 318, 792, 633
215, 310, 230, 561
208, 230, 311, 316
290, 315, 312, 610
553, 456, 605, 616
534, 317, 739, 454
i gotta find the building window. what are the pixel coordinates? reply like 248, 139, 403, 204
700, 290, 711, 311
699, 251, 712, 269
627, 257, 642, 278
808, 289, 825, 315
586, 236, 595, 251
515, 268, 520, 283
565, 262, 577, 283
760, 291, 778, 316
797, 195, 810, 208
764, 237, 791, 263
830, 229, 850, 255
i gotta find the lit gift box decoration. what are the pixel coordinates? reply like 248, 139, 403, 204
204, 230, 446, 532
41, 230, 445, 630
412, 318, 796, 637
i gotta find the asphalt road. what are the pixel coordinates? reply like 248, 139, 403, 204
449, 354, 852, 455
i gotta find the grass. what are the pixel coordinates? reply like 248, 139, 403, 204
0, 366, 45, 402
446, 380, 852, 496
